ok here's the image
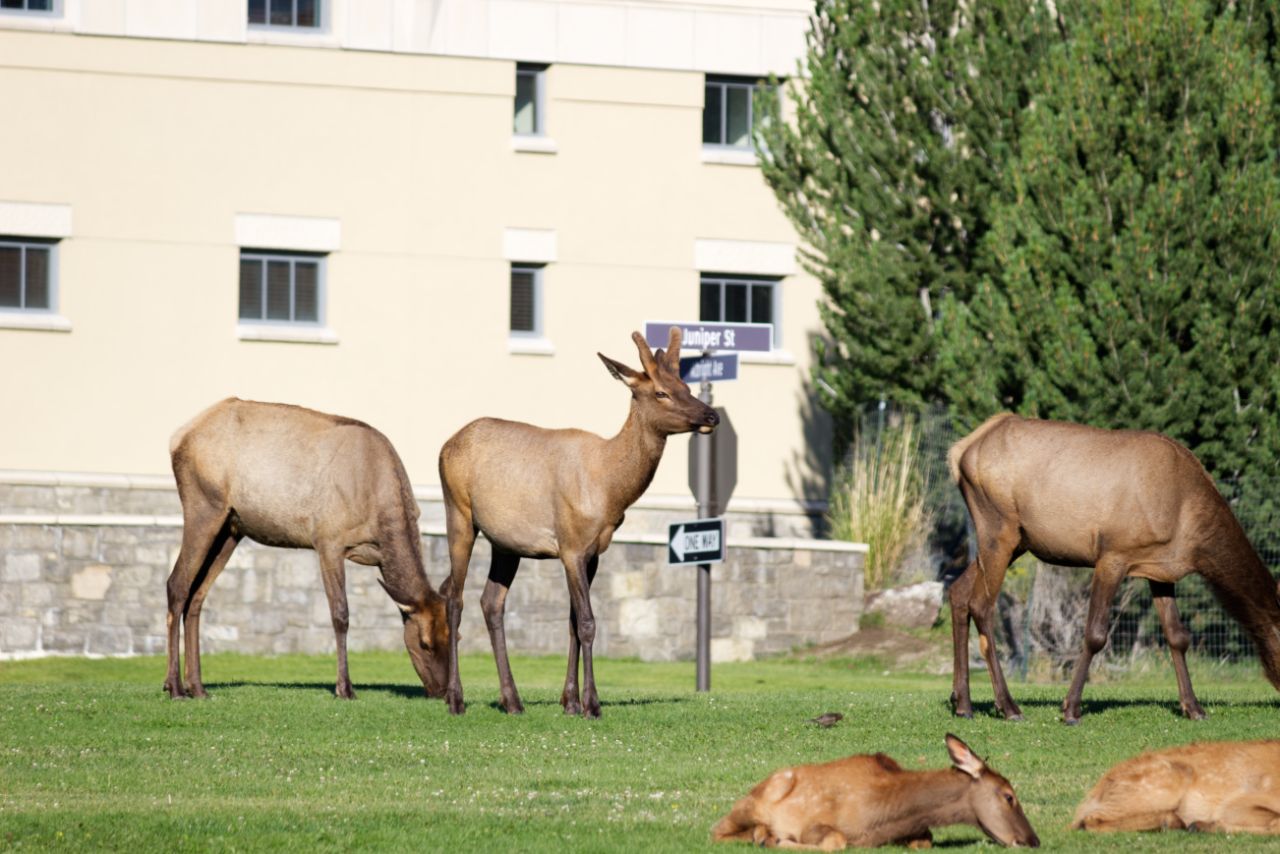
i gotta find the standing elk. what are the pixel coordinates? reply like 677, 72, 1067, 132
1073, 740, 1280, 834
948, 413, 1280, 724
712, 734, 1040, 849
437, 326, 718, 717
164, 398, 449, 700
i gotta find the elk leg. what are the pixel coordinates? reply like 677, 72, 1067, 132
1149, 580, 1206, 720
1062, 559, 1126, 724
948, 561, 978, 718
442, 501, 475, 715
182, 524, 240, 699
317, 546, 355, 699
970, 533, 1023, 720
481, 553, 524, 714
561, 553, 600, 718
1196, 795, 1280, 834
163, 502, 228, 699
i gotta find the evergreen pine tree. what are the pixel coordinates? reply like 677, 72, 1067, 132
756, 0, 1059, 445
939, 0, 1280, 481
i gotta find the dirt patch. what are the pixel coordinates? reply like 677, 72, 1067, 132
801, 627, 949, 671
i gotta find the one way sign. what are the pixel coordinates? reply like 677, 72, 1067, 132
668, 518, 725, 566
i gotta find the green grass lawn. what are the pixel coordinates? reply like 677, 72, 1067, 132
1, 651, 1277, 851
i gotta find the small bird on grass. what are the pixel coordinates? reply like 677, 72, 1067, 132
807, 712, 844, 728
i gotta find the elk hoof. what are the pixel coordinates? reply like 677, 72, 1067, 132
334, 685, 356, 700
583, 702, 601, 720
189, 686, 209, 700
447, 693, 466, 715
1005, 712, 1025, 722
1062, 715, 1081, 726
1183, 705, 1207, 721
562, 700, 582, 717
501, 698, 525, 715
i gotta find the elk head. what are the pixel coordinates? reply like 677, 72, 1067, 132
947, 734, 1040, 848
383, 581, 450, 698
598, 327, 720, 436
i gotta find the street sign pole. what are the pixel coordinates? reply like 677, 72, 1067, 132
694, 362, 713, 692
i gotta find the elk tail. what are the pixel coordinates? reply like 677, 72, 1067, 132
947, 413, 1018, 484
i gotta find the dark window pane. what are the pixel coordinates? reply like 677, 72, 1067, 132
265, 260, 292, 321
30, 0, 50, 8
248, 0, 266, 24
514, 71, 537, 134
724, 282, 748, 322
510, 269, 536, 332
700, 281, 720, 321
1, 1, 26, 9
239, 259, 263, 319
726, 86, 751, 147
270, 0, 292, 26
293, 261, 318, 322
0, 247, 20, 307
24, 247, 49, 309
702, 85, 722, 144
296, 0, 317, 27
750, 283, 772, 325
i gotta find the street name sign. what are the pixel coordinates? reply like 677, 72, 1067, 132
644, 321, 773, 353
667, 518, 725, 566
679, 353, 739, 384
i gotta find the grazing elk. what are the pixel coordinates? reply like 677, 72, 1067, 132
948, 414, 1280, 724
1073, 740, 1280, 834
712, 734, 1040, 849
437, 327, 718, 717
164, 398, 449, 700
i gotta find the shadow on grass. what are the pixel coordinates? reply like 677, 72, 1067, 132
202, 681, 694, 709
949, 695, 1280, 721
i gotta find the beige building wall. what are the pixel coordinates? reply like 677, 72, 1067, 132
0, 1, 832, 525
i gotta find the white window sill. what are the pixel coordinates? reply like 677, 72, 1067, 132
740, 349, 795, 366
701, 147, 758, 167
512, 135, 559, 155
508, 336, 555, 356
247, 29, 339, 48
0, 13, 71, 33
0, 312, 71, 333
236, 323, 338, 345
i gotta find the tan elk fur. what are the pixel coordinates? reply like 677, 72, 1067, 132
947, 414, 1280, 723
437, 327, 718, 717
712, 734, 1040, 849
164, 398, 448, 700
1073, 740, 1280, 834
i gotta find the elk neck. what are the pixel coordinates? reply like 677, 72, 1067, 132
601, 402, 669, 511
872, 769, 977, 838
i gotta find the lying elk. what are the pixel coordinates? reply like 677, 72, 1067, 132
948, 413, 1280, 724
712, 734, 1040, 849
438, 326, 718, 717
1073, 740, 1280, 834
164, 398, 449, 700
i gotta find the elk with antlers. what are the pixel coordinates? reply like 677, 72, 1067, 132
437, 326, 718, 717
164, 398, 449, 700
947, 414, 1280, 724
1073, 740, 1280, 834
712, 734, 1041, 849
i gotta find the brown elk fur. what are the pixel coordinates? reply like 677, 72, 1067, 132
1073, 740, 1280, 834
947, 414, 1280, 723
712, 734, 1040, 849
437, 327, 718, 717
164, 398, 448, 700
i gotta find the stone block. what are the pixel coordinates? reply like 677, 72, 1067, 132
2, 553, 42, 583
1, 617, 40, 652
617, 597, 659, 639
71, 565, 113, 600
864, 581, 944, 629
62, 529, 101, 559
86, 626, 133, 655
21, 582, 56, 608
735, 615, 769, 640
711, 636, 754, 663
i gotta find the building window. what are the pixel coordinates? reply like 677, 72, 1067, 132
703, 76, 774, 149
0, 238, 56, 312
700, 274, 778, 345
239, 251, 323, 325
514, 64, 547, 136
0, 0, 54, 11
509, 264, 543, 337
248, 0, 320, 28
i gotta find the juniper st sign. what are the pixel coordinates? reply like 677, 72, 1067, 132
643, 321, 773, 353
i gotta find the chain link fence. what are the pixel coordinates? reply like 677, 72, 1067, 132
845, 403, 1279, 672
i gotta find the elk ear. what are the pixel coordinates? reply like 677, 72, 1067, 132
378, 577, 414, 616
631, 330, 660, 376
599, 353, 642, 387
665, 326, 683, 371
946, 734, 986, 780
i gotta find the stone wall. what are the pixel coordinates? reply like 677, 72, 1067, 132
0, 478, 865, 663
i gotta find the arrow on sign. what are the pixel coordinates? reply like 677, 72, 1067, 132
670, 524, 687, 562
